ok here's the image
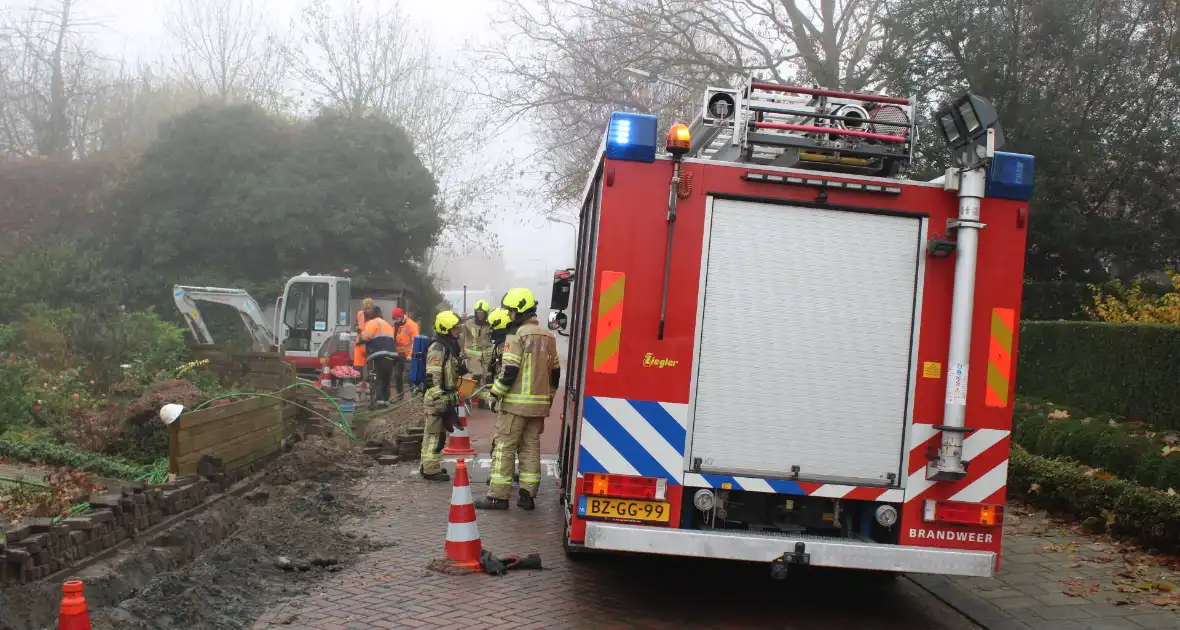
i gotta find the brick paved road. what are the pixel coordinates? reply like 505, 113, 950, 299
251, 462, 979, 630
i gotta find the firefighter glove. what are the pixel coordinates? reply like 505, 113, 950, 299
441, 405, 457, 433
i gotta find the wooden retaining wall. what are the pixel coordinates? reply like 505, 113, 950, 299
171, 349, 298, 476
169, 396, 294, 476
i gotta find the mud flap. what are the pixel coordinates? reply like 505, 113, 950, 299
770, 542, 810, 580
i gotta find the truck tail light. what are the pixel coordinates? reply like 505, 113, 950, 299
580, 472, 667, 501
923, 499, 1003, 527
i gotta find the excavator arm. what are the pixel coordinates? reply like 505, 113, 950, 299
173, 285, 275, 352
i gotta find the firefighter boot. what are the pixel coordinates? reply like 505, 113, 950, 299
517, 488, 535, 511
420, 466, 451, 483
474, 496, 509, 510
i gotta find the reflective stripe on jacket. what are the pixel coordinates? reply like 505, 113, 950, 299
461, 319, 492, 360
353, 310, 369, 366
424, 339, 460, 413
491, 319, 560, 417
361, 318, 397, 360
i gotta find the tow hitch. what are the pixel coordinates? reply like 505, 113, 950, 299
770, 542, 810, 580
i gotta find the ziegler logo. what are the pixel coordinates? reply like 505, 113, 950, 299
642, 353, 679, 368
909, 528, 994, 544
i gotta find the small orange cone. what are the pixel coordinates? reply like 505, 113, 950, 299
442, 402, 477, 456
58, 580, 91, 630
317, 363, 332, 389
442, 458, 483, 570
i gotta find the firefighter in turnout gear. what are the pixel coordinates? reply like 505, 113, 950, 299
483, 307, 518, 479
420, 310, 467, 482
475, 288, 560, 510
484, 307, 513, 386
460, 299, 492, 407
461, 299, 492, 375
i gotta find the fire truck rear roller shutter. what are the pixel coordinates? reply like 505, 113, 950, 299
688, 197, 924, 486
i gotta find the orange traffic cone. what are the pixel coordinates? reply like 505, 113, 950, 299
442, 402, 477, 456
58, 580, 91, 630
442, 458, 483, 570
318, 363, 332, 389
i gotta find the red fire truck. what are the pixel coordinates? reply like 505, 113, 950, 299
547, 79, 1034, 578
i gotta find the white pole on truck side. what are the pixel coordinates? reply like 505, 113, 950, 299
929, 166, 987, 480
926, 92, 1008, 481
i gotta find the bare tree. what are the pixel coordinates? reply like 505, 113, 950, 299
286, 0, 423, 118
80, 64, 205, 154
474, 0, 899, 215
164, 0, 289, 109
290, 0, 507, 252
0, 0, 105, 158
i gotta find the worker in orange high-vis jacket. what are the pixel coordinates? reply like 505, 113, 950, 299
353, 298, 375, 369
359, 306, 398, 406
389, 307, 420, 402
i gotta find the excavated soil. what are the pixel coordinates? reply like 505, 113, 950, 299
0, 437, 379, 630
360, 397, 426, 446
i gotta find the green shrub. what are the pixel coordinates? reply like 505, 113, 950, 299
1018, 321, 1180, 430
0, 353, 35, 431
74, 309, 189, 394
1009, 447, 1180, 554
1014, 397, 1180, 492
0, 438, 148, 480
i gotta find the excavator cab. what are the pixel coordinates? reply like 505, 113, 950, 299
275, 274, 353, 370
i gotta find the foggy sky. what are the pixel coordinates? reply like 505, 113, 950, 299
0, 0, 578, 291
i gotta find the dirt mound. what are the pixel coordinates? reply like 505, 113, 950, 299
0, 500, 244, 630
88, 481, 379, 630
0, 438, 379, 630
264, 435, 371, 485
361, 397, 425, 445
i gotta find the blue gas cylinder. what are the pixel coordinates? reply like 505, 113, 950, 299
408, 334, 431, 385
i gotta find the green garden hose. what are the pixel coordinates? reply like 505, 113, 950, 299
52, 502, 90, 523
191, 382, 358, 440
136, 458, 170, 485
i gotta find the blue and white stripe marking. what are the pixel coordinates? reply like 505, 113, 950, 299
577, 396, 1005, 502
578, 397, 688, 483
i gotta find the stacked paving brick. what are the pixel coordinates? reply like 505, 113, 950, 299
354, 428, 421, 466
0, 476, 215, 585
397, 428, 423, 462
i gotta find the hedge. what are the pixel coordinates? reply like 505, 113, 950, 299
1013, 398, 1180, 493
1017, 321, 1180, 430
1009, 446, 1180, 554
0, 439, 148, 480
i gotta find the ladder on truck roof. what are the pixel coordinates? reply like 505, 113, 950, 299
688, 78, 916, 177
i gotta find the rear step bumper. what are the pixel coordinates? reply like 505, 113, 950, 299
583, 523, 996, 577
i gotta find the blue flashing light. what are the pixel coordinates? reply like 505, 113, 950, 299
605, 112, 659, 163
986, 152, 1035, 201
